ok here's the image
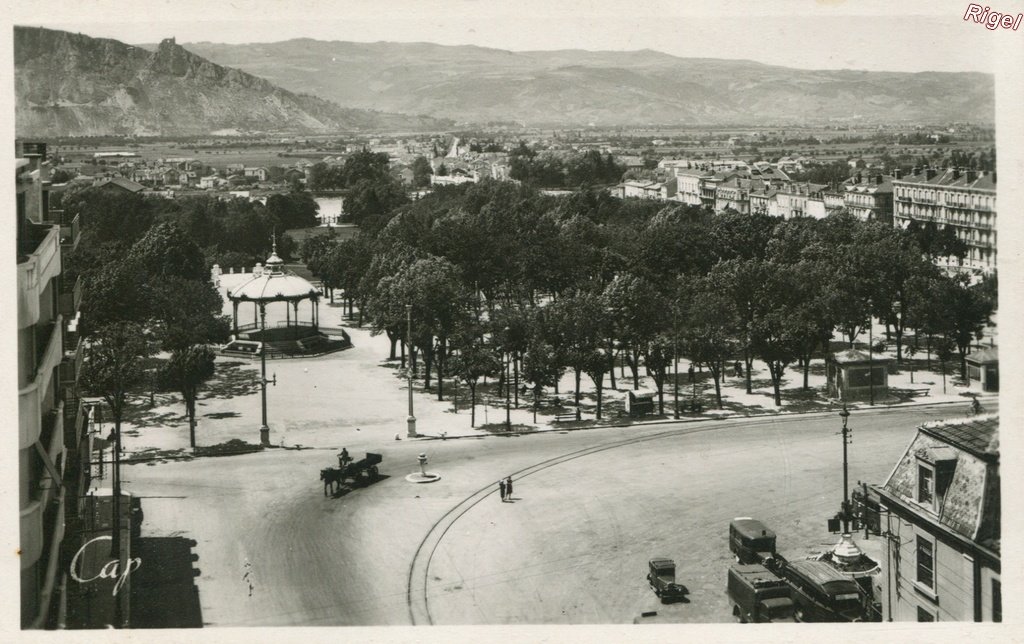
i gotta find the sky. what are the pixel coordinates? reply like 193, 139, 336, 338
12, 0, 1005, 74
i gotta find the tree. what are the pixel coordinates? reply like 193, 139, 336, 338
448, 325, 500, 427
522, 337, 563, 423
266, 192, 320, 231
159, 345, 217, 448
546, 292, 608, 409
127, 221, 208, 282
411, 156, 433, 188
604, 274, 663, 390
150, 277, 231, 351
681, 279, 740, 409
78, 321, 151, 556
750, 267, 804, 406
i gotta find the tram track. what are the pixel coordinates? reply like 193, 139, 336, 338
405, 415, 791, 625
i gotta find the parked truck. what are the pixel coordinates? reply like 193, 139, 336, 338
727, 563, 795, 623
727, 517, 872, 623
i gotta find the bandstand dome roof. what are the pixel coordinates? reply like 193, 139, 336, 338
229, 250, 320, 302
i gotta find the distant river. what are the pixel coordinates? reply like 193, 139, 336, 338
315, 197, 344, 225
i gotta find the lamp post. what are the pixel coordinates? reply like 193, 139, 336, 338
504, 326, 512, 431
867, 310, 875, 406
673, 341, 680, 420
406, 304, 417, 438
258, 304, 276, 446
838, 405, 852, 532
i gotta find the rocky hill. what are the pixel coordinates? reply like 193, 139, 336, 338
183, 39, 995, 127
14, 27, 450, 137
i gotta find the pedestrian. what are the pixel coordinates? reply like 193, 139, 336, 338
499, 479, 507, 502
505, 476, 513, 500
688, 364, 695, 383
734, 361, 743, 378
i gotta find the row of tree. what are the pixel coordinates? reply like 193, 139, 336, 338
509, 144, 627, 188
68, 186, 240, 448
303, 180, 994, 423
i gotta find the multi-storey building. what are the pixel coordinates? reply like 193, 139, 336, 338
774, 182, 827, 219
672, 167, 711, 206
17, 141, 86, 627
869, 416, 1000, 622
892, 167, 996, 273
843, 173, 895, 224
714, 176, 751, 214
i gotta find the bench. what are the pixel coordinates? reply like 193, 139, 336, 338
554, 410, 579, 423
907, 388, 930, 398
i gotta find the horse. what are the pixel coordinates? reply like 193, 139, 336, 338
320, 467, 345, 496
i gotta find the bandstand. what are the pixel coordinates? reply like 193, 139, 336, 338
226, 244, 350, 357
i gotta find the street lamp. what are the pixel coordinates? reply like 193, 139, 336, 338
406, 304, 417, 438
504, 326, 512, 432
838, 405, 852, 532
258, 304, 276, 447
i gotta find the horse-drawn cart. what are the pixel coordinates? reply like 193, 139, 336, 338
321, 452, 383, 495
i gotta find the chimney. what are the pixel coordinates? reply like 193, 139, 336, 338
892, 168, 902, 180
912, 166, 921, 176
992, 171, 997, 184
856, 171, 862, 183
925, 167, 937, 180
952, 167, 961, 180
875, 174, 883, 185
966, 169, 977, 183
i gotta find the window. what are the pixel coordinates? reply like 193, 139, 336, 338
918, 465, 934, 506
916, 536, 935, 590
917, 606, 936, 622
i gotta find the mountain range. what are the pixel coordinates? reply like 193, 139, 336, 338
14, 27, 450, 137
182, 39, 995, 127
14, 26, 995, 137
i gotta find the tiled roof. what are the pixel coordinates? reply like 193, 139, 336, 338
965, 347, 998, 364
920, 415, 999, 460
894, 168, 996, 191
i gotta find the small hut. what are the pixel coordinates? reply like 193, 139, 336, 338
827, 349, 891, 402
965, 347, 998, 392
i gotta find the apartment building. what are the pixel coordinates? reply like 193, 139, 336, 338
868, 416, 1000, 622
843, 173, 895, 224
17, 141, 86, 627
774, 182, 828, 219
892, 167, 996, 273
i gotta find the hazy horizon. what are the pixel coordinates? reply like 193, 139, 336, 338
15, 0, 1001, 75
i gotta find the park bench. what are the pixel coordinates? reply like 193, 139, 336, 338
554, 409, 580, 423
906, 388, 930, 398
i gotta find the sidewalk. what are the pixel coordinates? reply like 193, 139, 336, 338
115, 274, 996, 456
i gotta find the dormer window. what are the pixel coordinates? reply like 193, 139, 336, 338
918, 464, 934, 506
917, 447, 957, 513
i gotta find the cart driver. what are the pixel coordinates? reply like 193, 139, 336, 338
338, 447, 351, 469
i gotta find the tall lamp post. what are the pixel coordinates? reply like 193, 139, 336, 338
258, 304, 276, 446
838, 405, 852, 532
406, 304, 417, 438
504, 326, 512, 431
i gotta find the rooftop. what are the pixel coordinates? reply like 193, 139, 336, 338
920, 415, 999, 460
894, 168, 996, 191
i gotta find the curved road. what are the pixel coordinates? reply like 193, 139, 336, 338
128, 403, 973, 626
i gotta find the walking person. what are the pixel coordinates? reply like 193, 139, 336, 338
688, 364, 695, 383
499, 479, 507, 502
505, 476, 513, 500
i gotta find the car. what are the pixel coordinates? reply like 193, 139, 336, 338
647, 557, 689, 603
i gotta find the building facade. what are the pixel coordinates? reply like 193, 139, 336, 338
869, 416, 1000, 622
892, 167, 997, 273
17, 141, 86, 627
843, 173, 894, 223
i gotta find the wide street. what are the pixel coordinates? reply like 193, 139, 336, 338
123, 402, 980, 626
